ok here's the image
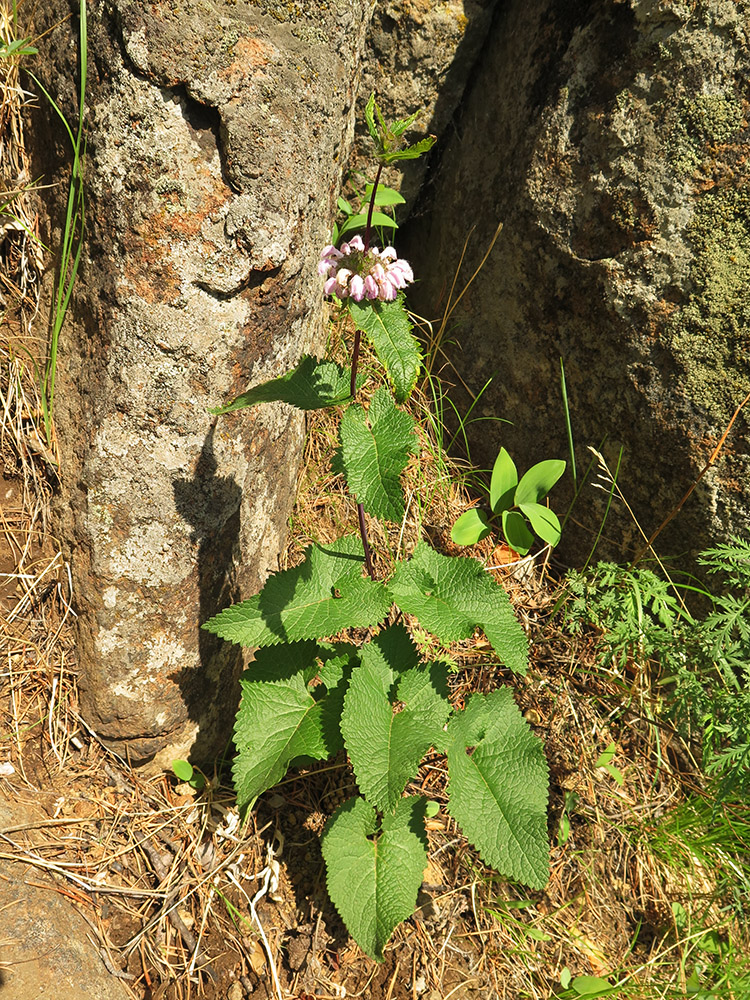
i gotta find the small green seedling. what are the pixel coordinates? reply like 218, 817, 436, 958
451, 447, 566, 556
171, 759, 206, 791
557, 789, 580, 846
594, 743, 625, 787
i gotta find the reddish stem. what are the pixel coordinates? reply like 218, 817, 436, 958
357, 503, 375, 579
363, 162, 384, 253
350, 328, 361, 399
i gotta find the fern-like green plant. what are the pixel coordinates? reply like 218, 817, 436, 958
204, 95, 550, 961
562, 540, 750, 801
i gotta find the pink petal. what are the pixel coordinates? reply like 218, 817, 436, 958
349, 274, 365, 300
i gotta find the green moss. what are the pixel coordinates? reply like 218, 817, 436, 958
245, 0, 333, 21
668, 92, 744, 176
669, 185, 750, 415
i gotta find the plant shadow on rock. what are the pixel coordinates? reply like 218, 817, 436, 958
172, 423, 243, 767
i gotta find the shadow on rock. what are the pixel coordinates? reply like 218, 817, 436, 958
172, 422, 244, 768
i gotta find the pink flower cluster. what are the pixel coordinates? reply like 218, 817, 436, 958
318, 235, 414, 302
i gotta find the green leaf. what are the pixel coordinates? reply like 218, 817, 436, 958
341, 625, 450, 811
337, 196, 354, 216
451, 508, 492, 546
364, 92, 380, 147
321, 795, 428, 961
387, 110, 421, 138
602, 763, 625, 786
502, 510, 534, 556
348, 297, 421, 403
388, 543, 529, 674
365, 184, 406, 207
490, 447, 519, 513
384, 135, 436, 163
232, 641, 335, 811
518, 502, 562, 548
203, 535, 392, 647
446, 689, 549, 889
211, 356, 361, 415
338, 211, 398, 239
316, 643, 359, 754
571, 976, 613, 996
560, 967, 572, 990
514, 459, 566, 505
339, 388, 416, 522
594, 742, 617, 767
172, 759, 194, 782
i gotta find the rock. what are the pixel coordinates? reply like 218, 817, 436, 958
0, 791, 130, 1000
28, 0, 375, 765
355, 0, 499, 214
406, 0, 750, 564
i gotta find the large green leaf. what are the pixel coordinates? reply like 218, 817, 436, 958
211, 356, 361, 415
203, 535, 392, 647
232, 642, 333, 811
388, 543, 528, 674
518, 502, 562, 548
451, 508, 492, 546
514, 459, 566, 505
341, 625, 450, 811
502, 509, 535, 556
339, 387, 417, 523
348, 297, 421, 403
489, 447, 518, 513
446, 689, 550, 888
321, 795, 428, 961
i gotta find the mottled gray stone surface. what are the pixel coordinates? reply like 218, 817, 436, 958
407, 0, 750, 565
30, 0, 374, 765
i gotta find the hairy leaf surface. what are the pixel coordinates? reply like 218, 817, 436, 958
341, 625, 450, 811
340, 388, 417, 522
233, 642, 333, 811
348, 297, 421, 403
210, 356, 363, 415
446, 689, 549, 888
203, 535, 391, 647
321, 795, 428, 961
388, 543, 528, 674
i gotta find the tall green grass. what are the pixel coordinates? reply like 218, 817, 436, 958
28, 0, 87, 450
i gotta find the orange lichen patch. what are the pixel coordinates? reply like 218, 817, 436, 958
120, 168, 233, 304
218, 34, 277, 92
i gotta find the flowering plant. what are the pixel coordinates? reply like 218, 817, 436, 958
319, 235, 414, 302
206, 95, 551, 962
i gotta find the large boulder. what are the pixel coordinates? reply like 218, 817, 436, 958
406, 0, 750, 564
30, 0, 374, 766
356, 0, 499, 212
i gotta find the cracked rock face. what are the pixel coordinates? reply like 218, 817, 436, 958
408, 0, 750, 565
31, 0, 374, 766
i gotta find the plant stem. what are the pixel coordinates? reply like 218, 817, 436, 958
352, 161, 384, 577
363, 162, 383, 252
357, 503, 375, 578
350, 327, 361, 399
349, 327, 376, 577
